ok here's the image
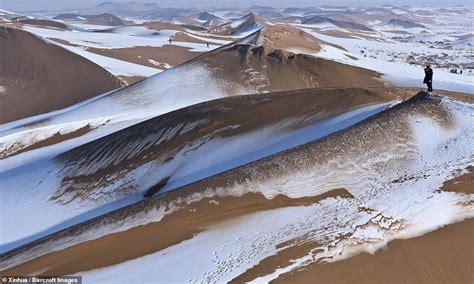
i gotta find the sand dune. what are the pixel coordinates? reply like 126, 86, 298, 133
1, 189, 353, 276
53, 88, 388, 203
0, 87, 393, 250
242, 170, 474, 283
0, 26, 123, 123
1, 92, 472, 282
0, 24, 383, 169
198, 25, 382, 93
0, 5, 472, 283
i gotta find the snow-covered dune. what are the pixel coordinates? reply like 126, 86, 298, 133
0, 88, 393, 252
0, 25, 382, 173
1, 5, 473, 282
300, 29, 474, 94
1, 93, 472, 281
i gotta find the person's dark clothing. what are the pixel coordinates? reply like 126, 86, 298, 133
426, 81, 433, 92
423, 67, 433, 92
423, 67, 433, 83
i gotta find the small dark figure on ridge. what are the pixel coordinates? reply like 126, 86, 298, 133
423, 65, 433, 93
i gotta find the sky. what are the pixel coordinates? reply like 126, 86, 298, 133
0, 0, 470, 12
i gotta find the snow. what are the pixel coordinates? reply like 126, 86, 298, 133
1, 7, 473, 281
58, 42, 162, 77
0, 8, 15, 15
454, 36, 474, 46
156, 103, 393, 194
111, 26, 167, 37
23, 26, 178, 49
301, 29, 474, 94
0, 101, 393, 251
148, 59, 172, 69
0, 86, 5, 93
66, 23, 116, 31
0, 63, 235, 174
182, 31, 232, 45
419, 34, 457, 42
18, 29, 162, 78
229, 17, 246, 29
391, 8, 409, 15
382, 26, 427, 34
22, 25, 222, 52
75, 97, 473, 283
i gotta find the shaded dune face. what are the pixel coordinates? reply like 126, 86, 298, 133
52, 88, 387, 205
2, 93, 472, 280
0, 27, 123, 123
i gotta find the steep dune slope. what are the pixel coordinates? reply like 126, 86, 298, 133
0, 25, 382, 171
0, 26, 123, 123
1, 93, 472, 281
0, 88, 393, 251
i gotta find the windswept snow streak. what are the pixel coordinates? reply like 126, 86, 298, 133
1, 94, 473, 282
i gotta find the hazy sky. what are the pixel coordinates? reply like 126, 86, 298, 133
0, 0, 470, 12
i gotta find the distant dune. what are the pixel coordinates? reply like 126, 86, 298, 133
0, 27, 123, 123
53, 13, 129, 26
19, 19, 68, 29
303, 15, 374, 31
387, 18, 425, 28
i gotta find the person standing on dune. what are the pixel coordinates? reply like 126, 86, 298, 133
423, 65, 433, 93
